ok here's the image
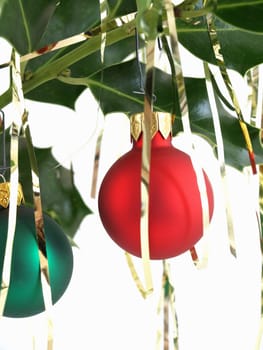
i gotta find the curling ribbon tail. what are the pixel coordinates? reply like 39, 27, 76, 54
206, 12, 257, 176
164, 0, 210, 268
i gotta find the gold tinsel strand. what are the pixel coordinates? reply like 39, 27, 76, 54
164, 0, 210, 269
205, 11, 257, 175
203, 62, 237, 257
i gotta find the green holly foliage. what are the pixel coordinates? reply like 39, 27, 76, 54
0, 0, 262, 237
0, 131, 91, 240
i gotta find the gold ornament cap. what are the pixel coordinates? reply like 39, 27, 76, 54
0, 182, 25, 208
130, 112, 174, 141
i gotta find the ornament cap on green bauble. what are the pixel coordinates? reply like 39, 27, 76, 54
0, 182, 74, 318
98, 112, 214, 260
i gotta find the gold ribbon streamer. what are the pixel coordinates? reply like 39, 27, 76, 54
22, 111, 54, 349
8, 50, 53, 349
100, 0, 108, 62
90, 129, 103, 198
139, 38, 155, 296
20, 32, 92, 63
254, 84, 263, 350
125, 37, 155, 298
255, 211, 263, 350
0, 131, 20, 315
0, 50, 23, 316
156, 261, 179, 350
125, 252, 150, 298
126, 112, 173, 298
205, 11, 257, 175
255, 65, 263, 128
90, 0, 108, 198
164, 0, 210, 268
246, 66, 260, 128
203, 62, 236, 257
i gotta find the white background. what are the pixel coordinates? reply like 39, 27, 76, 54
0, 37, 262, 350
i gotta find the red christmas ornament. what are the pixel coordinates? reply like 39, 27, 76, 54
98, 113, 214, 259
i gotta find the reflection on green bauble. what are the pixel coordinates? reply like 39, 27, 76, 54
0, 206, 74, 317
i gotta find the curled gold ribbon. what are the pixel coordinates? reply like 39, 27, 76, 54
205, 12, 257, 175
20, 32, 92, 63
254, 65, 263, 128
0, 49, 22, 317
254, 75, 263, 350
22, 111, 53, 305
100, 0, 108, 62
0, 127, 20, 316
203, 62, 237, 257
127, 38, 156, 298
156, 260, 179, 350
22, 113, 54, 350
138, 37, 156, 296
10, 50, 53, 349
125, 34, 155, 297
164, 0, 210, 268
163, 260, 179, 350
90, 129, 103, 198
255, 210, 263, 350
246, 66, 260, 128
90, 0, 108, 199
205, 16, 262, 348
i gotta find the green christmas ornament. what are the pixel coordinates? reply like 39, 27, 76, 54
0, 205, 73, 317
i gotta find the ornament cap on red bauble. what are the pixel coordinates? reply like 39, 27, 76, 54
98, 112, 214, 260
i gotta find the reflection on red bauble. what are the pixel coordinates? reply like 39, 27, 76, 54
98, 113, 214, 260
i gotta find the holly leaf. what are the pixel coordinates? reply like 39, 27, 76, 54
87, 59, 263, 169
0, 0, 101, 55
87, 59, 178, 115
26, 79, 86, 110
214, 0, 263, 33
0, 131, 92, 239
174, 78, 263, 170
0, 0, 57, 54
22, 146, 91, 239
33, 147, 92, 238
108, 0, 137, 17
177, 15, 263, 75
18, 13, 263, 112
25, 35, 139, 109
37, 0, 100, 50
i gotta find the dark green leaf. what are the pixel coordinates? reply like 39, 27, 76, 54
25, 35, 139, 109
89, 58, 145, 114
26, 31, 139, 75
136, 4, 162, 39
34, 147, 92, 238
1, 135, 92, 239
88, 59, 263, 169
88, 59, 178, 115
38, 0, 100, 50
0, 20, 137, 110
0, 0, 7, 13
26, 79, 85, 110
214, 0, 263, 33
177, 15, 263, 75
108, 0, 137, 17
174, 78, 263, 169
0, 0, 57, 54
